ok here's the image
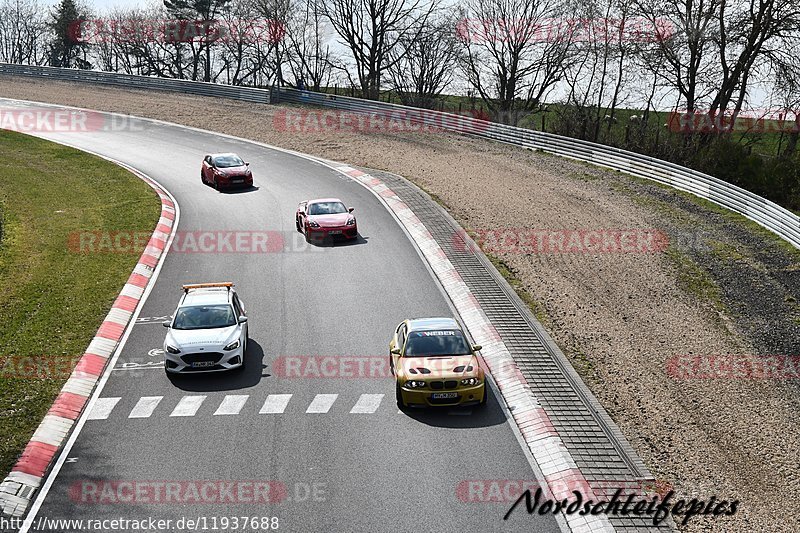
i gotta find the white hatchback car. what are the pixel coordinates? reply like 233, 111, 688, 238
162, 283, 248, 373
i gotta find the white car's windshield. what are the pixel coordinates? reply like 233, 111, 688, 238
173, 305, 236, 330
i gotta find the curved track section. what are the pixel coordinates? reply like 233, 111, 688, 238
1, 99, 562, 533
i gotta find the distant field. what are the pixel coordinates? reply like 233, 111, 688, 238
0, 130, 159, 477
314, 86, 797, 158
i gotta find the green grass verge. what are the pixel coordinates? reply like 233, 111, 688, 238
0, 130, 160, 477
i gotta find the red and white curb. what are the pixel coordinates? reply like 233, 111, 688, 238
0, 174, 176, 518
334, 165, 614, 533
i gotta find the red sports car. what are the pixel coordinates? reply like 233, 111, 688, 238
201, 153, 253, 190
296, 198, 358, 241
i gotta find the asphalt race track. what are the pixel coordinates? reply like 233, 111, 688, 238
4, 99, 561, 533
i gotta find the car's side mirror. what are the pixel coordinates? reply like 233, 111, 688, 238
472, 344, 482, 352
245, 162, 250, 166
391, 348, 401, 355
238, 316, 248, 323
348, 207, 354, 213
162, 321, 171, 328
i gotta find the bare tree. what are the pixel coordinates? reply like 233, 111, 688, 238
321, 0, 437, 99
283, 0, 336, 90
709, 0, 800, 120
0, 0, 48, 64
459, 0, 577, 125
163, 0, 232, 80
632, 0, 721, 114
386, 13, 460, 108
215, 0, 282, 85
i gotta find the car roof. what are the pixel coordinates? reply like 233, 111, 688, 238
307, 198, 343, 204
209, 152, 240, 159
407, 317, 461, 332
181, 288, 232, 307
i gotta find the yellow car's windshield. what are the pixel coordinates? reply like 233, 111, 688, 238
404, 330, 471, 357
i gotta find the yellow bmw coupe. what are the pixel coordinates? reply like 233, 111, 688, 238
389, 317, 486, 409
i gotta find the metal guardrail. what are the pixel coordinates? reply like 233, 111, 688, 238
1, 62, 797, 249
274, 86, 800, 250
0, 63, 270, 104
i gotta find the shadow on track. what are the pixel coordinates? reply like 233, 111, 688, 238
398, 386, 508, 429
167, 339, 267, 392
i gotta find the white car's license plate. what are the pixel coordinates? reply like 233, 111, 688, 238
192, 361, 215, 368
432, 392, 458, 399
328, 230, 342, 234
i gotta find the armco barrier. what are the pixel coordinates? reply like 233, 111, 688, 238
0, 63, 269, 104
1, 62, 797, 249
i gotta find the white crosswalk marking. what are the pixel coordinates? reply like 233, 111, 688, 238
306, 394, 338, 413
87, 398, 121, 420
129, 396, 163, 419
350, 394, 384, 414
214, 395, 249, 416
170, 396, 206, 417
259, 394, 292, 414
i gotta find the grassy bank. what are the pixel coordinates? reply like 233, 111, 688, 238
0, 130, 160, 477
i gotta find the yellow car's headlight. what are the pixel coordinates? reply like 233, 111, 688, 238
461, 377, 481, 386
405, 380, 427, 388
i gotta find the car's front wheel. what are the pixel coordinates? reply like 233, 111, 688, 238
295, 217, 302, 232
476, 388, 487, 408
395, 382, 405, 409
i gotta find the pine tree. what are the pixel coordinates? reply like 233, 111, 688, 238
49, 0, 90, 68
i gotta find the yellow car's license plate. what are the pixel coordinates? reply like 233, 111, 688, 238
432, 392, 458, 399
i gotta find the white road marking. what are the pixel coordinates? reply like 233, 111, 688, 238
128, 396, 163, 418
306, 394, 338, 413
170, 396, 206, 417
87, 398, 120, 420
259, 394, 292, 414
350, 394, 384, 414
214, 395, 249, 416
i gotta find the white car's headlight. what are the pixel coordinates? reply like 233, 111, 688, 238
346, 217, 356, 226
308, 220, 320, 228
224, 340, 240, 351
166, 344, 181, 354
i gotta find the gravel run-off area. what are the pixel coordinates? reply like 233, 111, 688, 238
2, 78, 799, 532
